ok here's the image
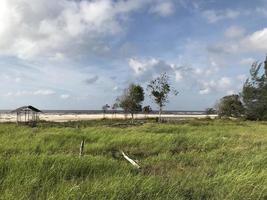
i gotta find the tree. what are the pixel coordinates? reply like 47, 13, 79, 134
147, 73, 178, 122
102, 104, 110, 118
143, 105, 152, 118
241, 57, 267, 120
216, 94, 244, 118
205, 108, 217, 115
117, 84, 144, 122
111, 102, 119, 118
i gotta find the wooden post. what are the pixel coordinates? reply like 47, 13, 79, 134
79, 139, 85, 157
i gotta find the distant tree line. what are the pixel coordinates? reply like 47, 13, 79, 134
214, 55, 267, 120
101, 73, 178, 122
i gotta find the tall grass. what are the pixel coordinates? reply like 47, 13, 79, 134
0, 119, 266, 199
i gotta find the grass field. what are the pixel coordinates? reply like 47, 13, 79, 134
0, 119, 266, 200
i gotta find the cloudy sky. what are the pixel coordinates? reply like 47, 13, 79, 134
0, 0, 267, 110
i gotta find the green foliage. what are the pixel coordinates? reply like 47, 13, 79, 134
241, 59, 267, 120
102, 104, 110, 113
147, 73, 178, 120
0, 120, 266, 199
217, 94, 244, 118
143, 105, 152, 115
117, 84, 144, 119
111, 103, 119, 113
205, 108, 216, 115
102, 104, 110, 118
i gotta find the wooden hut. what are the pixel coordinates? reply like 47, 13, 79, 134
11, 105, 42, 125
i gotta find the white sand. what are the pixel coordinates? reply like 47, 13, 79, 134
0, 113, 217, 123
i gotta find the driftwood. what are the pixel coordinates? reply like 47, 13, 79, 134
121, 151, 140, 169
79, 139, 85, 157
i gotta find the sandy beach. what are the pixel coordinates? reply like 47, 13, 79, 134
0, 113, 217, 123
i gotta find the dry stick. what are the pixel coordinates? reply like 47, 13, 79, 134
79, 139, 85, 157
121, 151, 141, 169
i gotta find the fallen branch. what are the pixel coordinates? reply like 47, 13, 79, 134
121, 151, 140, 169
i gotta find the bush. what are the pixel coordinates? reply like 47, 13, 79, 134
217, 94, 244, 118
205, 108, 217, 115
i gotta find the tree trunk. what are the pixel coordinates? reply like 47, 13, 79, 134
158, 106, 162, 123
131, 113, 134, 123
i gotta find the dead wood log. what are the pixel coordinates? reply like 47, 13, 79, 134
121, 151, 140, 169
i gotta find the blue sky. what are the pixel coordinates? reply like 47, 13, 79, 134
0, 0, 267, 110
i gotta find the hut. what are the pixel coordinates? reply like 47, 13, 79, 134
11, 105, 42, 125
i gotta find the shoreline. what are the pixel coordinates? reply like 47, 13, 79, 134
0, 113, 218, 123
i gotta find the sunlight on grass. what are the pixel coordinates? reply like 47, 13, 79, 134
0, 119, 266, 199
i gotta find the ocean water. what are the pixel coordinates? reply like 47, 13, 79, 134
0, 110, 206, 115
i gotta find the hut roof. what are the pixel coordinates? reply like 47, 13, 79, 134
11, 105, 42, 113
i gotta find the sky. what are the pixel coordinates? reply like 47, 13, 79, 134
1, 0, 267, 110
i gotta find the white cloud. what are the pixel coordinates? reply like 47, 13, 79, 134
225, 26, 245, 38
129, 58, 174, 81
129, 57, 194, 82
4, 89, 56, 97
33, 89, 56, 96
128, 57, 239, 96
60, 94, 70, 99
241, 28, 267, 52
240, 58, 255, 65
175, 71, 183, 81
202, 9, 240, 23
113, 86, 119, 91
218, 77, 231, 89
208, 27, 267, 55
256, 7, 267, 17
128, 56, 235, 96
112, 86, 123, 92
199, 77, 233, 95
237, 74, 247, 82
199, 88, 210, 95
207, 43, 239, 54
0, 0, 151, 60
226, 90, 235, 95
150, 1, 175, 17
0, 0, 181, 60
15, 77, 21, 83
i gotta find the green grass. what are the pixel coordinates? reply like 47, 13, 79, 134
0, 119, 266, 199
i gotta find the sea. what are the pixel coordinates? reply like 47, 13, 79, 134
0, 110, 206, 115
